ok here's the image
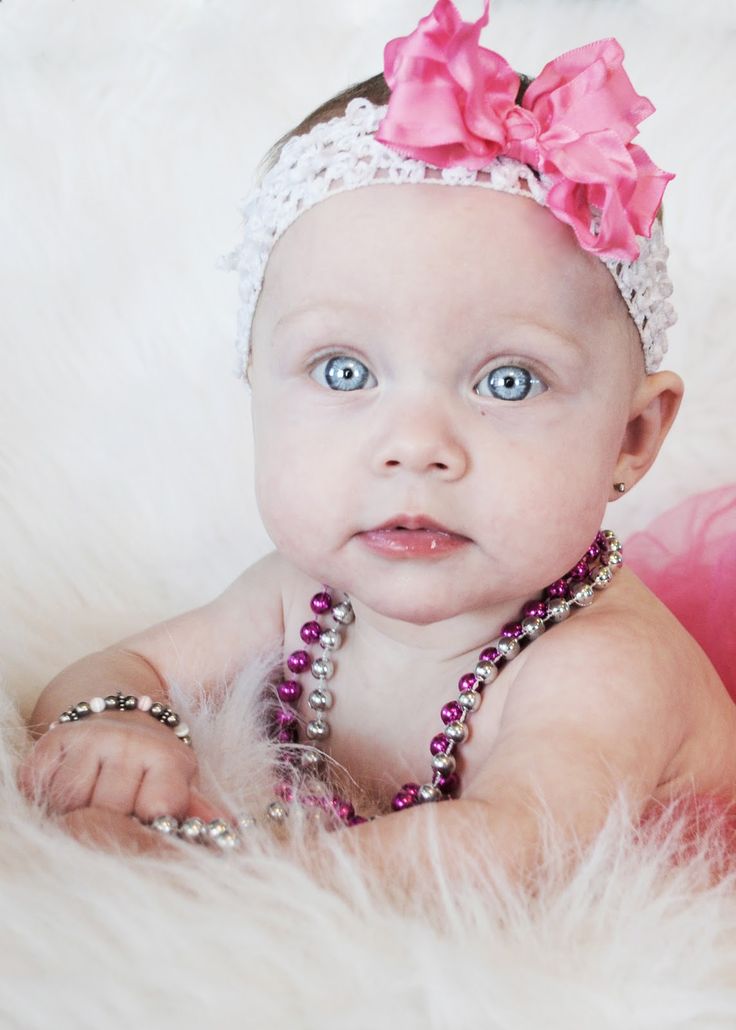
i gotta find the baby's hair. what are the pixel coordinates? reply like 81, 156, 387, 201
256, 71, 535, 186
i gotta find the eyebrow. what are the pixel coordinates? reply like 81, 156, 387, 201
274, 301, 372, 335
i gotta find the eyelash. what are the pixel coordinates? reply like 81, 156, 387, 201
308, 352, 548, 400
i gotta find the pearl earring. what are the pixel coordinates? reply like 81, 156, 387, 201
614, 482, 626, 494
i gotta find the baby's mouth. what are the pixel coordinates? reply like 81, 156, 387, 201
358, 516, 471, 557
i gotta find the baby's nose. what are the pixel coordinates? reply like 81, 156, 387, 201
370, 397, 469, 479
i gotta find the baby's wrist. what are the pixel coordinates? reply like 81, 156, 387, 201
48, 691, 193, 746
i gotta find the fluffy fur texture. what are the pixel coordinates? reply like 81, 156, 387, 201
3, 666, 736, 1030
2, 1, 736, 1026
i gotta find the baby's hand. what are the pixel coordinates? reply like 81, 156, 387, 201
18, 711, 213, 825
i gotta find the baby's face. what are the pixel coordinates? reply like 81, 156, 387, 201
248, 184, 642, 623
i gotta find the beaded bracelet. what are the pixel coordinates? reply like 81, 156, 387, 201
48, 691, 192, 746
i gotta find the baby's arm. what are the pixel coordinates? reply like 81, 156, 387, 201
329, 613, 688, 889
20, 550, 286, 834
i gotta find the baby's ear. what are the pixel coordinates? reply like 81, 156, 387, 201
611, 371, 684, 498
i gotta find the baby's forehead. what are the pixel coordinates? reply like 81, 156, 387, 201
262, 184, 627, 341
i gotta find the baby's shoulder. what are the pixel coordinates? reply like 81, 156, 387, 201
498, 568, 715, 753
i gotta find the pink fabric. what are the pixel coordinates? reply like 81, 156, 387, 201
375, 0, 673, 261
625, 485, 736, 703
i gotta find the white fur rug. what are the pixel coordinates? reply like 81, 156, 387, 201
3, 669, 736, 1030
2, 1, 736, 1026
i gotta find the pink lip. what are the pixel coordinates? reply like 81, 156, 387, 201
358, 515, 471, 559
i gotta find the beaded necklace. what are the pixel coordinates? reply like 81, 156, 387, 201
267, 529, 623, 829
151, 529, 622, 846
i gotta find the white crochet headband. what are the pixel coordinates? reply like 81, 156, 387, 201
226, 97, 676, 378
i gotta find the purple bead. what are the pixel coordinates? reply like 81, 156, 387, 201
502, 621, 523, 639
310, 591, 332, 614
333, 799, 356, 822
431, 733, 451, 755
546, 579, 568, 598
277, 728, 297, 744
522, 600, 547, 619
287, 650, 310, 673
441, 701, 463, 725
587, 543, 601, 559
348, 815, 368, 827
400, 782, 420, 799
391, 791, 418, 812
276, 708, 296, 727
479, 647, 500, 664
458, 672, 477, 693
435, 772, 460, 796
571, 560, 589, 581
274, 781, 294, 802
277, 680, 302, 704
300, 620, 322, 644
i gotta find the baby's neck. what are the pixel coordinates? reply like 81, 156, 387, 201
346, 594, 522, 670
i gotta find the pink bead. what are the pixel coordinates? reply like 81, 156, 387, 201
275, 782, 294, 802
431, 733, 451, 755
300, 621, 322, 644
587, 543, 601, 559
571, 560, 589, 581
277, 728, 297, 744
546, 579, 568, 598
310, 591, 332, 614
277, 680, 302, 704
502, 622, 523, 639
391, 791, 418, 811
522, 600, 547, 619
287, 650, 310, 673
400, 782, 420, 799
458, 672, 477, 693
332, 798, 356, 822
435, 772, 460, 796
479, 647, 500, 663
348, 815, 368, 826
276, 709, 296, 727
441, 701, 463, 725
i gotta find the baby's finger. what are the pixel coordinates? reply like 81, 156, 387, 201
133, 765, 191, 824
17, 738, 63, 802
62, 808, 177, 857
44, 740, 101, 813
90, 757, 144, 815
187, 785, 235, 824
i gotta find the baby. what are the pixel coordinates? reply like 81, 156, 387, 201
20, 0, 736, 877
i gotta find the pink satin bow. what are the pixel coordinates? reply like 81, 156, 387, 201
375, 0, 673, 261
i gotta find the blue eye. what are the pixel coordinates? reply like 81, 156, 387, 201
311, 355, 376, 392
475, 364, 545, 402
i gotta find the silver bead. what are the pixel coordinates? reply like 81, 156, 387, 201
179, 817, 206, 841
445, 720, 468, 743
58, 712, 72, 724
474, 660, 498, 684
300, 748, 324, 770
319, 629, 342, 651
572, 583, 595, 607
607, 551, 623, 571
308, 688, 333, 712
548, 598, 571, 622
521, 616, 545, 639
418, 784, 441, 803
74, 701, 92, 718
266, 801, 289, 824
206, 818, 231, 839
311, 656, 334, 680
212, 830, 240, 850
591, 566, 613, 589
458, 690, 481, 712
306, 719, 330, 741
332, 602, 354, 625
432, 752, 456, 775
151, 815, 179, 835
236, 814, 258, 833
496, 636, 520, 660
